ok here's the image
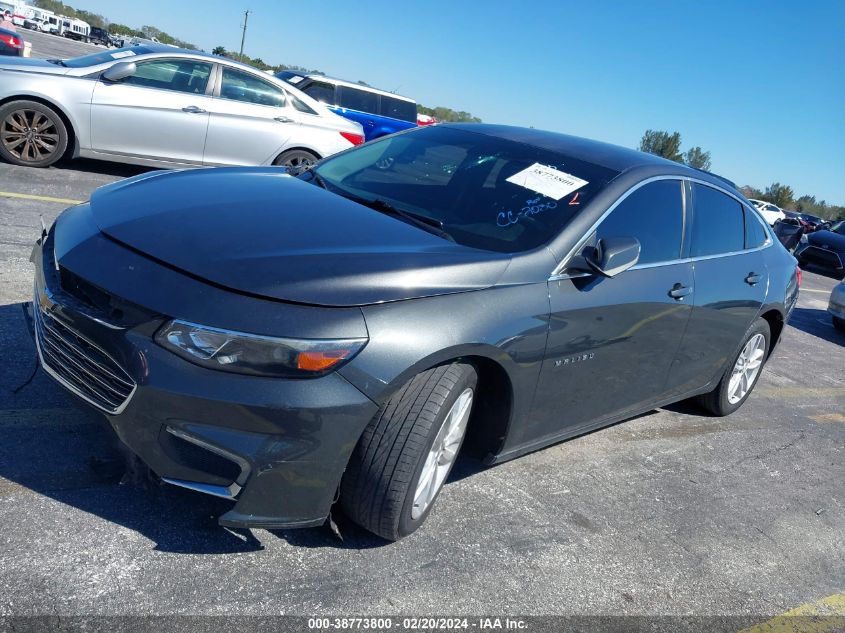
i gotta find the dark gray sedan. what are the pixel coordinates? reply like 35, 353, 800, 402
30, 124, 800, 540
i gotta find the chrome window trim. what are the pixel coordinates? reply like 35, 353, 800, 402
549, 175, 773, 280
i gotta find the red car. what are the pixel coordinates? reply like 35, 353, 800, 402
0, 27, 23, 57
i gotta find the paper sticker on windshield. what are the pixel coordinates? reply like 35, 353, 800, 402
506, 163, 588, 200
111, 50, 136, 59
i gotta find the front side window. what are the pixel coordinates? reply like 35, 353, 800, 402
596, 180, 684, 265
302, 81, 336, 104
313, 126, 619, 253
122, 59, 212, 94
690, 183, 745, 256
219, 68, 285, 107
339, 86, 378, 114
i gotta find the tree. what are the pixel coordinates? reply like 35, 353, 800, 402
212, 46, 226, 56
683, 146, 711, 171
740, 185, 763, 199
762, 182, 794, 209
638, 130, 683, 162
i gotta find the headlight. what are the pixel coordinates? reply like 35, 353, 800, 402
799, 234, 808, 244
155, 320, 367, 377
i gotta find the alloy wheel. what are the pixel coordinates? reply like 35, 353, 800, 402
278, 151, 317, 172
727, 333, 766, 404
411, 387, 473, 520
1, 109, 60, 163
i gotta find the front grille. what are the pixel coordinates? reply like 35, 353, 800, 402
33, 303, 136, 414
803, 246, 843, 270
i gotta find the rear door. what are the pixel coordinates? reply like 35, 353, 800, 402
336, 85, 379, 138
203, 66, 297, 166
522, 178, 694, 447
666, 182, 770, 394
90, 57, 213, 164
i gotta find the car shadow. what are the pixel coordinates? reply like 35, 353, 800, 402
787, 307, 844, 346
52, 156, 155, 179
798, 262, 844, 283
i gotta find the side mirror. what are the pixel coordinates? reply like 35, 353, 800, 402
585, 236, 641, 278
102, 61, 136, 82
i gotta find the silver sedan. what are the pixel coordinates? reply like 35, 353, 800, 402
0, 45, 365, 169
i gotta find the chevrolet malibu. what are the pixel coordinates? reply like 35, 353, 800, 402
30, 124, 800, 540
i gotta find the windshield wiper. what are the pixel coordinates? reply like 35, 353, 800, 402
356, 198, 455, 242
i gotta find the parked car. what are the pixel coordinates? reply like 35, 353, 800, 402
0, 45, 364, 169
798, 212, 827, 232
88, 26, 110, 46
276, 72, 417, 142
22, 17, 43, 30
748, 198, 786, 225
828, 281, 845, 332
29, 124, 800, 540
794, 220, 845, 278
0, 25, 22, 56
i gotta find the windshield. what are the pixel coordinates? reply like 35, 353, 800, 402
62, 47, 154, 68
829, 221, 845, 235
313, 126, 619, 253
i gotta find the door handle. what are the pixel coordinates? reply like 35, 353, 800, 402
745, 272, 762, 286
274, 115, 295, 123
668, 283, 692, 300
182, 105, 206, 114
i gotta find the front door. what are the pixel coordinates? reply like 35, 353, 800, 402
203, 66, 296, 166
519, 179, 693, 449
90, 58, 213, 164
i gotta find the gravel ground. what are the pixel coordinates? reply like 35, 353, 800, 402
0, 159, 843, 624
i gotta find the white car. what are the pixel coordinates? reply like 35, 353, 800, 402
829, 282, 845, 332
748, 199, 786, 225
0, 45, 364, 170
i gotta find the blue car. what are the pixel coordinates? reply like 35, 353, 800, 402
276, 72, 417, 142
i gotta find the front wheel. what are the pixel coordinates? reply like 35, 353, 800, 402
0, 100, 68, 167
697, 318, 770, 416
341, 363, 478, 541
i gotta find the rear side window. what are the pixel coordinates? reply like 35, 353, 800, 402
596, 179, 684, 265
744, 208, 768, 248
380, 96, 417, 122
302, 81, 336, 104
219, 68, 285, 107
339, 86, 379, 114
690, 184, 744, 256
123, 59, 211, 94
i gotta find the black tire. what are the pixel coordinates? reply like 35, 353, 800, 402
341, 363, 478, 541
833, 316, 845, 332
273, 148, 319, 173
697, 318, 770, 416
0, 100, 69, 167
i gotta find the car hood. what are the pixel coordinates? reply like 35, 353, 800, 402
89, 168, 511, 307
808, 230, 845, 251
0, 57, 70, 74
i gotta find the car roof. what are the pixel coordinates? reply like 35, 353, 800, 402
290, 73, 415, 103
446, 123, 729, 181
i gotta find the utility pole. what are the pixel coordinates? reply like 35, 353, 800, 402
238, 9, 251, 58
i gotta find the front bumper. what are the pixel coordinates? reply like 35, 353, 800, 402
32, 228, 379, 530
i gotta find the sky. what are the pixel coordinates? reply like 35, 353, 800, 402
76, 0, 844, 204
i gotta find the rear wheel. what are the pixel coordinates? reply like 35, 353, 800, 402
697, 318, 770, 416
341, 363, 477, 541
0, 100, 68, 167
273, 148, 319, 173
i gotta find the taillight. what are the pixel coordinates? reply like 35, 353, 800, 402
340, 131, 364, 146
795, 266, 802, 287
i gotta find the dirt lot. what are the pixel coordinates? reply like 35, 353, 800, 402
0, 155, 843, 625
